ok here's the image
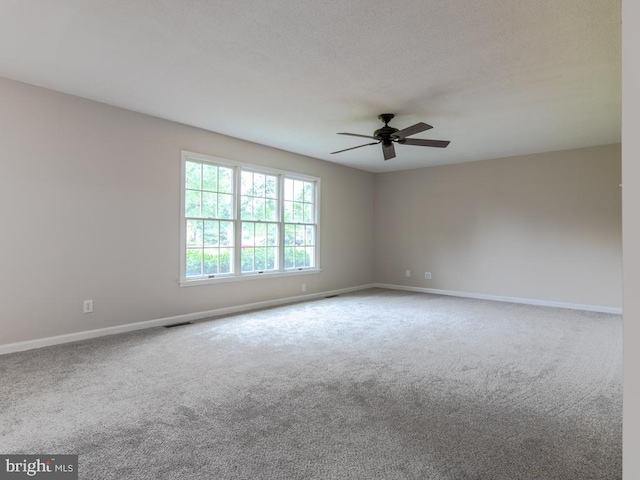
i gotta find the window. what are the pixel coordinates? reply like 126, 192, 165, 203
241, 170, 279, 273
180, 151, 320, 285
283, 178, 316, 269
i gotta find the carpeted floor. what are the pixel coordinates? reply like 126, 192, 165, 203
0, 289, 622, 479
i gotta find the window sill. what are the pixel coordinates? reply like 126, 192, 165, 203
179, 268, 321, 287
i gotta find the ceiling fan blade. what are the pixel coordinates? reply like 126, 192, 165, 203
392, 122, 433, 140
382, 143, 396, 160
330, 141, 380, 155
402, 138, 450, 148
337, 132, 378, 140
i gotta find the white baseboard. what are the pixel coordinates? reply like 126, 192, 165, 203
0, 284, 376, 355
375, 283, 623, 314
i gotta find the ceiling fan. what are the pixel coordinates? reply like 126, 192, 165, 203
331, 113, 450, 160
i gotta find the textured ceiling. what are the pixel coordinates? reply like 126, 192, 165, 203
0, 0, 621, 173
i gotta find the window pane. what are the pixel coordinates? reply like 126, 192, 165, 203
240, 221, 277, 269
284, 201, 293, 222
293, 180, 303, 202
267, 247, 278, 269
284, 224, 295, 246
293, 201, 303, 222
266, 176, 277, 199
254, 173, 265, 197
241, 171, 277, 223
304, 203, 314, 223
255, 247, 266, 270
295, 224, 305, 245
241, 171, 253, 196
303, 182, 313, 203
202, 164, 218, 191
307, 225, 316, 245
218, 194, 233, 219
295, 247, 308, 267
267, 224, 278, 246
185, 162, 201, 190
203, 248, 218, 275
185, 190, 201, 217
204, 221, 219, 247
202, 192, 217, 218
220, 221, 234, 247
219, 248, 233, 273
254, 222, 266, 246
284, 178, 294, 201
186, 249, 203, 277
241, 195, 252, 220
186, 220, 203, 247
241, 248, 254, 272
306, 247, 315, 267
284, 247, 294, 268
253, 198, 265, 221
242, 222, 254, 247
219, 167, 233, 193
266, 199, 278, 221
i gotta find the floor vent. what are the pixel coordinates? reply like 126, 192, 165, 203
325, 295, 339, 299
164, 321, 193, 328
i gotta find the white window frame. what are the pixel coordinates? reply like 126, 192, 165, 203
180, 150, 321, 286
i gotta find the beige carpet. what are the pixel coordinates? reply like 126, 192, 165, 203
0, 288, 622, 479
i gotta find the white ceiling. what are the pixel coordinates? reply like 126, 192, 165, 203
0, 0, 621, 173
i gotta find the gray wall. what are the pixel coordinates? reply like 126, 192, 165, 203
0, 77, 376, 345
374, 144, 622, 309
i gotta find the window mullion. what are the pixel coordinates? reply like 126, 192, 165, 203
234, 166, 242, 276
278, 174, 285, 273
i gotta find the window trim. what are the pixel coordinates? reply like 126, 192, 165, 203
179, 150, 321, 286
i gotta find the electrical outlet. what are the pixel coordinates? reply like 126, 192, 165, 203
406, 270, 411, 277
83, 300, 93, 313
424, 272, 432, 280
301, 283, 307, 292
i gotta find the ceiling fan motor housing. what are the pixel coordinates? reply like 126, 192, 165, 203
376, 113, 399, 145
374, 126, 399, 145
